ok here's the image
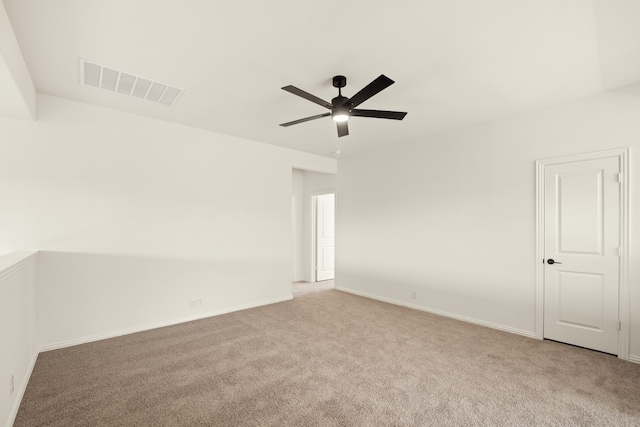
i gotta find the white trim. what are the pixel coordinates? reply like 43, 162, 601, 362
6, 350, 38, 427
535, 160, 545, 340
335, 286, 537, 339
0, 251, 38, 282
618, 148, 630, 360
291, 193, 297, 283
536, 148, 629, 165
535, 147, 630, 360
39, 295, 292, 352
311, 194, 317, 282
310, 190, 336, 282
628, 355, 640, 365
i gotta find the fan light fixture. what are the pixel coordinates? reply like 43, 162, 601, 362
332, 108, 349, 122
280, 74, 407, 137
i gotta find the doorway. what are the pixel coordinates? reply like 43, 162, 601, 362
291, 168, 337, 285
291, 194, 297, 282
536, 148, 629, 358
313, 193, 335, 282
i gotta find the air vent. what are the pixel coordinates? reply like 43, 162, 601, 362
79, 59, 184, 107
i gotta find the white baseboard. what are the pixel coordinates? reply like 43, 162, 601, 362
628, 355, 640, 364
335, 286, 537, 339
39, 295, 292, 352
6, 349, 38, 427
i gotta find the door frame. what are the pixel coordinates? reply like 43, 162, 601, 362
535, 147, 630, 359
311, 191, 336, 282
291, 194, 297, 282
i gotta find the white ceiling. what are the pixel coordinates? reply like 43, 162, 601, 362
4, 0, 640, 157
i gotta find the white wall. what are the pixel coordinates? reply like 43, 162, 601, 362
0, 94, 336, 350
291, 169, 304, 282
0, 252, 37, 427
0, 1, 36, 120
336, 85, 640, 360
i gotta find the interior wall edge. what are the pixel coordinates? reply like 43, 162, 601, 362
0, 251, 38, 427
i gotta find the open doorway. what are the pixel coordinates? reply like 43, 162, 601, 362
291, 169, 337, 289
313, 193, 335, 282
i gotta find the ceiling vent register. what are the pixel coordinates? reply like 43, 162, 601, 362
79, 59, 183, 106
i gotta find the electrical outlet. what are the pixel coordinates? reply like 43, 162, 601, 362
9, 375, 14, 395
190, 298, 204, 309
411, 290, 417, 299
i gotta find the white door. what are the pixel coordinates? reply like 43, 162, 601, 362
316, 194, 335, 281
543, 156, 620, 354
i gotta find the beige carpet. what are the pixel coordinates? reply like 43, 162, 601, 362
15, 282, 640, 426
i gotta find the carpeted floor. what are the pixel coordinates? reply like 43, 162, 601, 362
14, 282, 640, 426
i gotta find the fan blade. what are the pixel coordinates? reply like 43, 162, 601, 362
346, 75, 395, 108
337, 121, 349, 137
280, 112, 331, 127
282, 85, 333, 109
351, 109, 407, 120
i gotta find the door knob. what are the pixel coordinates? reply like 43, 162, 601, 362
547, 259, 562, 265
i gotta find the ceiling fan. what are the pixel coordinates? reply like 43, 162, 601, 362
280, 75, 407, 137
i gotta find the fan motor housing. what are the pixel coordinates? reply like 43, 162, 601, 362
332, 95, 349, 107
